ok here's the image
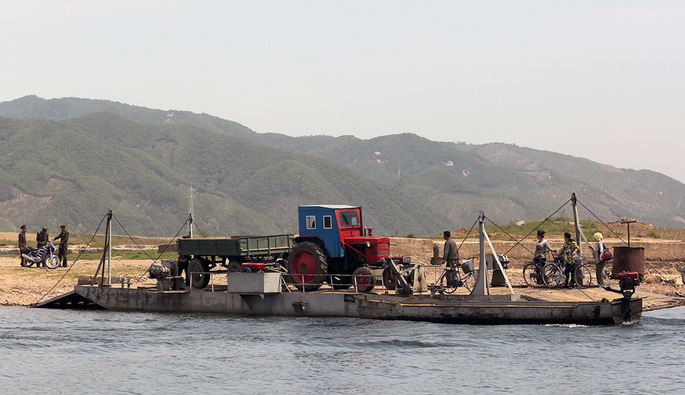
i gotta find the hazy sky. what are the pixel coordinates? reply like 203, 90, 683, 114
2, 1, 684, 182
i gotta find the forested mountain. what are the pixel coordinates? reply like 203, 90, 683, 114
0, 113, 449, 236
1, 95, 683, 235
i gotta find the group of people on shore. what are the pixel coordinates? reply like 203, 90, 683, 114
534, 230, 610, 287
18, 224, 69, 268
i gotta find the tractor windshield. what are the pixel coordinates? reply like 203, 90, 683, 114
338, 211, 359, 227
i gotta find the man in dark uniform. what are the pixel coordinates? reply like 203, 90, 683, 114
18, 224, 28, 266
35, 226, 50, 268
54, 224, 69, 268
37, 226, 49, 248
442, 231, 459, 268
443, 230, 460, 287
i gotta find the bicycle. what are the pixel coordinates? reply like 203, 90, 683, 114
522, 251, 556, 287
542, 257, 592, 289
429, 257, 478, 295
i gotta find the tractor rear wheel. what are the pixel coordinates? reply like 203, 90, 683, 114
288, 242, 327, 292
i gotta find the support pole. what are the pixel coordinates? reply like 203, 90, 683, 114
189, 186, 195, 238
471, 211, 489, 296
571, 193, 582, 255
107, 209, 113, 286
483, 230, 515, 294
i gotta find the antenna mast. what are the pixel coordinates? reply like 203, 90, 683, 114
189, 186, 195, 238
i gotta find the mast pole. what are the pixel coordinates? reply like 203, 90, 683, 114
571, 193, 582, 255
107, 209, 113, 286
471, 211, 489, 295
189, 186, 195, 238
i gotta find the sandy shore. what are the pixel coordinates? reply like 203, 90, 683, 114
0, 256, 153, 306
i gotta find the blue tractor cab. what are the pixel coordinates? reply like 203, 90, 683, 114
297, 205, 360, 258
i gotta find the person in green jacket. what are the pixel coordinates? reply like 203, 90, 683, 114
53, 224, 69, 268
18, 224, 28, 267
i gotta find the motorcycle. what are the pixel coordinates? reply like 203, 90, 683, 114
21, 242, 60, 269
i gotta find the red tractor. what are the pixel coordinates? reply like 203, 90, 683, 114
287, 205, 397, 292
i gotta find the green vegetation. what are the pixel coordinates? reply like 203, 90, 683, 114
74, 250, 177, 261
1, 95, 683, 237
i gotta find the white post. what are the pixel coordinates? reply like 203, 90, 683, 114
483, 229, 515, 294
471, 211, 489, 296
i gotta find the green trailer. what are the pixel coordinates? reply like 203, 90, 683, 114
177, 234, 294, 288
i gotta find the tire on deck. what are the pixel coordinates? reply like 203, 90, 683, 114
288, 242, 327, 292
188, 257, 211, 289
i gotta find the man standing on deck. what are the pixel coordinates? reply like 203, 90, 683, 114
443, 231, 459, 269
18, 224, 28, 266
54, 224, 69, 268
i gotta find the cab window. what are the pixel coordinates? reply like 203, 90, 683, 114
339, 211, 359, 227
306, 216, 316, 229
323, 215, 332, 229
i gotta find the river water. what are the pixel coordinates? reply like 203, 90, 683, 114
1, 306, 684, 394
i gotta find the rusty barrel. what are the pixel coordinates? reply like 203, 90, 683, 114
611, 246, 645, 278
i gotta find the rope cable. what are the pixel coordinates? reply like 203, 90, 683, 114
484, 215, 535, 256
129, 216, 191, 281
33, 213, 108, 305
501, 198, 572, 256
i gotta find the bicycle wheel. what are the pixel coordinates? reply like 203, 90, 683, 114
463, 271, 477, 292
542, 263, 563, 288
523, 263, 541, 287
576, 265, 592, 289
443, 269, 459, 294
599, 269, 615, 288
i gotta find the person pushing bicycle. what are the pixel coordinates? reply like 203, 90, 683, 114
533, 230, 554, 284
556, 232, 579, 288
443, 231, 460, 287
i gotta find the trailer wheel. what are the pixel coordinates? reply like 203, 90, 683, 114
227, 260, 242, 273
288, 242, 326, 292
353, 267, 375, 293
188, 258, 210, 289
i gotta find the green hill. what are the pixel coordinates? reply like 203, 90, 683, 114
0, 113, 450, 236
1, 95, 683, 232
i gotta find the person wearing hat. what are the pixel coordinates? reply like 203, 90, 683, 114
32, 226, 49, 267
18, 224, 28, 266
53, 224, 69, 268
593, 232, 609, 286
556, 232, 579, 288
37, 226, 49, 248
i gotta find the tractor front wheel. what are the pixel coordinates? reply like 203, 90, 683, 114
353, 266, 375, 293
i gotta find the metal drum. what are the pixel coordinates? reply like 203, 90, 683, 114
611, 246, 645, 279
